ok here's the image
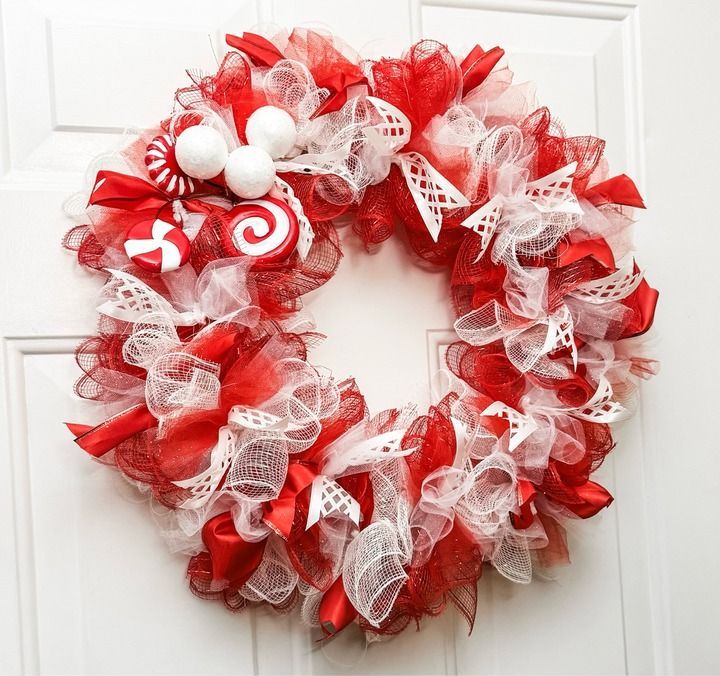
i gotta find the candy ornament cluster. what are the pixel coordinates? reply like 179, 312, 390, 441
63, 29, 659, 640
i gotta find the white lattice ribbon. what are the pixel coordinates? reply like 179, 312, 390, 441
173, 358, 340, 508
365, 97, 470, 242
306, 475, 361, 530
98, 258, 258, 327
462, 162, 583, 262
569, 260, 644, 304
479, 375, 630, 461
272, 176, 315, 259
454, 300, 578, 378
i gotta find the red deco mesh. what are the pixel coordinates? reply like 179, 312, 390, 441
62, 224, 106, 270
371, 41, 461, 144
520, 107, 605, 194
401, 399, 457, 491
361, 521, 483, 636
446, 341, 526, 409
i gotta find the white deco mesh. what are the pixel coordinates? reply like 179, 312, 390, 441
455, 453, 517, 537
122, 311, 181, 369
491, 529, 533, 584
224, 434, 289, 502
342, 521, 409, 627
145, 352, 221, 419
263, 59, 330, 126
241, 535, 299, 605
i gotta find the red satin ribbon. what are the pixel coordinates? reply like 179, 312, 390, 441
461, 45, 505, 95
557, 237, 615, 269
319, 576, 357, 636
511, 479, 538, 529
65, 403, 156, 457
585, 174, 645, 208
89, 170, 217, 216
225, 32, 367, 118
621, 274, 659, 338
201, 512, 267, 587
225, 32, 283, 67
263, 463, 317, 539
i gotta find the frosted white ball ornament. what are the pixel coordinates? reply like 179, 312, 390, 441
245, 106, 297, 160
174, 125, 229, 180
224, 145, 277, 199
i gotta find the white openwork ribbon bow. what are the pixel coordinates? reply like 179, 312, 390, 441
364, 97, 471, 242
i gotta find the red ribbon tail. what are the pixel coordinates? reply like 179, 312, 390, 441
318, 576, 357, 637
68, 404, 156, 458
567, 480, 614, 518
461, 45, 505, 95
585, 174, 646, 208
225, 32, 284, 67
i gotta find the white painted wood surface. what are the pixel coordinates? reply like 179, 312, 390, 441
1, 1, 718, 673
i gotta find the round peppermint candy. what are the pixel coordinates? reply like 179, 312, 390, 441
145, 134, 196, 197
124, 218, 191, 273
227, 196, 299, 263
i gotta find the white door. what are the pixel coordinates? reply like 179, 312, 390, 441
1, 1, 717, 674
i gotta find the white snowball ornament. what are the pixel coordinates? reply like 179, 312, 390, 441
245, 106, 297, 160
174, 125, 228, 180
224, 145, 277, 199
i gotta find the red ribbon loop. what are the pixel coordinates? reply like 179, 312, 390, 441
226, 32, 284, 67
89, 170, 218, 216
319, 576, 358, 636
585, 174, 646, 208
461, 45, 505, 95
201, 512, 267, 587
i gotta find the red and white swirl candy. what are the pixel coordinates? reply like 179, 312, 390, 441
227, 196, 299, 263
124, 218, 191, 273
144, 134, 196, 197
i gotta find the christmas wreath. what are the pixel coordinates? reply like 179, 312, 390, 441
63, 28, 659, 639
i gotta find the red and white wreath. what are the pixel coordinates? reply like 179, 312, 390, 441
63, 28, 659, 639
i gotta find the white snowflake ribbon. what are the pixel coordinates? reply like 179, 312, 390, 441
173, 359, 340, 509
98, 258, 258, 327
461, 162, 583, 263
365, 97, 470, 242
306, 475, 361, 530
480, 375, 630, 455
454, 300, 577, 378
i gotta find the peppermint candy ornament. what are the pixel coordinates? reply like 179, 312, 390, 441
124, 218, 191, 272
227, 196, 299, 263
145, 134, 196, 197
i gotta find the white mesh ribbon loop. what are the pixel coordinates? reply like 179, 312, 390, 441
461, 162, 583, 263
342, 521, 409, 627
241, 534, 299, 605
145, 352, 221, 419
454, 300, 577, 378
